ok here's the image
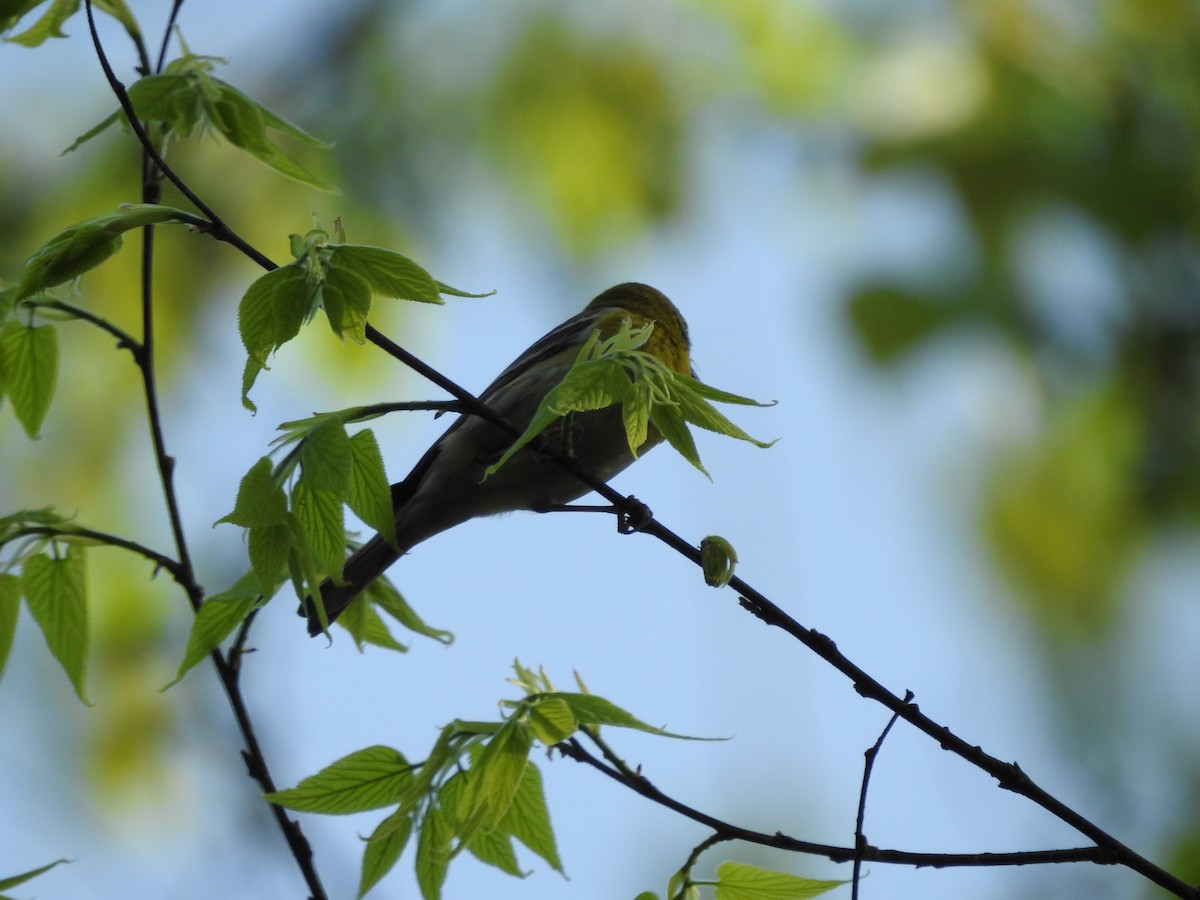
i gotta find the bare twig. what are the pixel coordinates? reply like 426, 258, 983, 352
853, 697, 908, 899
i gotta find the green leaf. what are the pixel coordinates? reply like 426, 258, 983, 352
0, 319, 57, 438
440, 773, 523, 876
415, 804, 452, 900
367, 577, 453, 644
359, 808, 413, 898
699, 535, 738, 588
0, 858, 71, 891
559, 692, 710, 740
0, 573, 20, 681
458, 722, 532, 835
266, 745, 413, 814
206, 81, 332, 189
237, 263, 312, 366
165, 571, 262, 688
320, 265, 372, 342
217, 457, 288, 528
1, 0, 48, 34
299, 417, 353, 494
247, 521, 293, 596
527, 696, 577, 745
337, 596, 408, 654
16, 205, 197, 298
21, 547, 88, 703
292, 481, 345, 581
501, 760, 561, 872
327, 245, 444, 304
6, 0, 77, 46
347, 430, 396, 549
713, 862, 846, 899
672, 375, 776, 447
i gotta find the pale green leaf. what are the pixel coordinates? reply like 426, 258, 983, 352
21, 546, 88, 703
247, 521, 292, 596
266, 745, 413, 814
237, 264, 312, 365
440, 773, 523, 876
561, 692, 712, 739
0, 320, 57, 438
415, 804, 452, 900
6, 0, 77, 46
217, 456, 287, 528
320, 265, 372, 342
327, 245, 443, 304
359, 808, 412, 898
347, 430, 396, 548
700, 535, 738, 588
299, 417, 353, 494
458, 722, 531, 835
337, 596, 408, 654
368, 577, 453, 644
501, 760, 562, 872
165, 571, 262, 688
527, 696, 577, 745
292, 482, 345, 580
713, 861, 846, 899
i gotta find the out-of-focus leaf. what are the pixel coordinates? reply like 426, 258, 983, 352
847, 286, 964, 363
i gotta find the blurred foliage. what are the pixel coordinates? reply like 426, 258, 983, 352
846, 0, 1200, 638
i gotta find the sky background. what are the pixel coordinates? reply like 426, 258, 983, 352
1, 1, 1197, 899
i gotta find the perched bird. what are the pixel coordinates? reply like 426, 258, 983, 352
306, 282, 691, 634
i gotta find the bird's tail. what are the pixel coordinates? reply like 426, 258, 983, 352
305, 533, 403, 636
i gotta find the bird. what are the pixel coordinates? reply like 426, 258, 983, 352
305, 282, 691, 635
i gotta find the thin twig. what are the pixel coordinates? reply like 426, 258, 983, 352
558, 737, 1107, 870
853, 697, 908, 900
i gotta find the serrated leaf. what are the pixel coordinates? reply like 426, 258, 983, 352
527, 697, 577, 745
649, 403, 708, 478
415, 804, 452, 900
673, 378, 776, 447
320, 265, 372, 342
0, 320, 57, 438
337, 596, 408, 654
0, 573, 20, 681
458, 722, 532, 835
292, 481, 345, 581
247, 521, 292, 596
368, 578, 452, 644
165, 571, 262, 688
217, 456, 287, 528
327, 245, 443, 304
713, 862, 846, 899
501, 760, 561, 872
299, 417, 353, 494
266, 745, 413, 814
440, 773, 523, 876
22, 547, 88, 703
237, 263, 312, 365
359, 807, 413, 898
347, 430, 396, 548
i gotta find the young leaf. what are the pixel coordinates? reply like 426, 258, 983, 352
292, 481, 345, 581
298, 417, 353, 494
713, 862, 846, 899
337, 596, 409, 654
560, 693, 711, 740
0, 319, 57, 438
367, 578, 453, 645
326, 245, 444, 304
527, 696, 577, 745
266, 745, 413, 814
457, 721, 532, 836
247, 520, 293, 596
5, 0, 77, 46
0, 573, 20, 681
217, 456, 288, 528
320, 264, 372, 343
415, 804, 452, 900
21, 546, 89, 703
165, 571, 263, 688
359, 808, 413, 899
440, 773, 523, 876
499, 759, 562, 873
16, 205, 198, 298
237, 264, 312, 365
347, 430, 397, 548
